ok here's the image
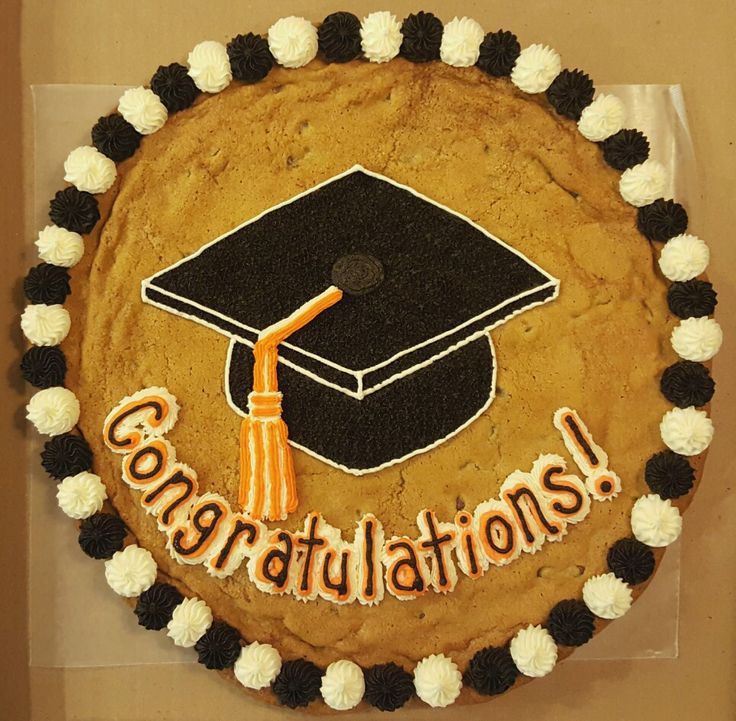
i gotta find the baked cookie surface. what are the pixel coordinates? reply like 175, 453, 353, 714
65, 58, 673, 671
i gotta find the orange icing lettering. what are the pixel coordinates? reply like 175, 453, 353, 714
103, 392, 173, 453
454, 510, 486, 578
208, 514, 265, 578
168, 495, 228, 563
122, 439, 173, 489
501, 474, 562, 553
293, 513, 327, 600
476, 500, 520, 566
383, 537, 430, 600
252, 530, 295, 594
355, 514, 384, 606
141, 464, 198, 528
416, 510, 457, 593
533, 455, 591, 525
318, 543, 355, 604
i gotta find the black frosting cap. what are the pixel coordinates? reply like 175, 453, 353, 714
227, 33, 274, 84
23, 263, 71, 305
464, 646, 518, 696
547, 599, 595, 646
21, 346, 67, 389
150, 63, 200, 113
667, 280, 717, 319
318, 12, 362, 63
477, 30, 520, 76
601, 129, 650, 170
194, 620, 242, 669
41, 433, 92, 480
637, 199, 688, 242
78, 513, 127, 559
91, 113, 142, 162
364, 662, 414, 711
645, 449, 696, 499
546, 69, 595, 120
135, 582, 184, 630
399, 11, 443, 63
49, 187, 100, 235
272, 659, 323, 708
607, 537, 656, 585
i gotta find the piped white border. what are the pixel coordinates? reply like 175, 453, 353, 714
22, 20, 722, 711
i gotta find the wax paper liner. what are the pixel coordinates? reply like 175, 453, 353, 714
27, 83, 697, 667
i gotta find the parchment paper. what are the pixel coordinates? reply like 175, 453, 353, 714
28, 84, 697, 668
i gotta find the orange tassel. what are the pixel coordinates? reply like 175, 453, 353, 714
239, 286, 343, 521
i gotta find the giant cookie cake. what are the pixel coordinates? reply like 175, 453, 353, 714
20, 10, 722, 712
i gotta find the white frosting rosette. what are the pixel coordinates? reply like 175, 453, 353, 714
118, 87, 168, 135
659, 234, 710, 281
660, 406, 714, 456
63, 145, 117, 194
320, 659, 365, 710
577, 94, 626, 141
234, 641, 282, 690
439, 17, 484, 68
360, 11, 402, 63
619, 159, 667, 207
21, 303, 71, 346
268, 16, 318, 68
510, 44, 561, 93
671, 317, 722, 362
510, 624, 558, 677
413, 653, 462, 708
35, 225, 84, 268
104, 544, 157, 597
187, 41, 232, 93
26, 386, 80, 435
167, 597, 213, 647
56, 471, 107, 519
582, 573, 632, 619
631, 494, 682, 547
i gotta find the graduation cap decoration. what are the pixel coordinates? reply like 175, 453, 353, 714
141, 166, 559, 521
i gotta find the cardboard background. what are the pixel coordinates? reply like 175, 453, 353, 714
2, 1, 735, 719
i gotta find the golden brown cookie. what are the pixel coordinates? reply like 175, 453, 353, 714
22, 21, 717, 714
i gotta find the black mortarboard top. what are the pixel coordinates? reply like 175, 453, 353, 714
142, 165, 559, 475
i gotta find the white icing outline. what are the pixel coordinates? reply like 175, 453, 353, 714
223, 333, 497, 475
141, 165, 560, 397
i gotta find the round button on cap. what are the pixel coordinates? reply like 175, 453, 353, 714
331, 253, 384, 295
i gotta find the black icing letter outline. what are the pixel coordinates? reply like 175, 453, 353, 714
106, 400, 165, 450
212, 518, 259, 571
142, 468, 196, 525
260, 532, 294, 591
127, 443, 165, 482
171, 502, 225, 556
296, 515, 326, 593
418, 511, 454, 589
504, 486, 561, 545
541, 465, 584, 516
321, 549, 351, 600
564, 413, 600, 467
483, 513, 515, 555
387, 540, 425, 594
